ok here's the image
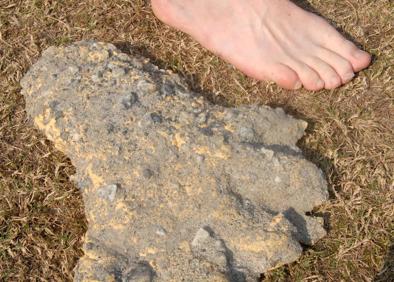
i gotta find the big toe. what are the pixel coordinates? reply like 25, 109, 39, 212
332, 38, 372, 72
350, 48, 372, 72
255, 63, 301, 90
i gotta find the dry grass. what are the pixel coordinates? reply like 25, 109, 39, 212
0, 0, 393, 281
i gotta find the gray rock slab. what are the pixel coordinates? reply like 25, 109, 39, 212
21, 41, 329, 281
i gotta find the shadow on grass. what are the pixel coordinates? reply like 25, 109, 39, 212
113, 41, 232, 107
374, 243, 394, 282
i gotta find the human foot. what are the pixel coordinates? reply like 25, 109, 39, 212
151, 0, 371, 90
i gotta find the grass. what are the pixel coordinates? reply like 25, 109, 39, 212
0, 0, 393, 281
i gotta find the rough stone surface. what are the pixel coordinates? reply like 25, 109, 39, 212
21, 41, 329, 281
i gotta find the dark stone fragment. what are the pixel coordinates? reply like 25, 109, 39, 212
107, 123, 115, 133
49, 100, 63, 119
160, 83, 175, 97
150, 112, 163, 123
122, 92, 139, 109
200, 127, 214, 136
49, 100, 60, 110
143, 168, 154, 179
125, 262, 155, 282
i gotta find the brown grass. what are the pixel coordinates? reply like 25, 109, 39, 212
0, 0, 393, 281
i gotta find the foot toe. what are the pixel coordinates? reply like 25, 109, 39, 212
290, 60, 325, 91
266, 63, 302, 90
332, 38, 372, 72
317, 47, 358, 84
304, 56, 342, 89
325, 76, 342, 90
350, 48, 372, 71
252, 63, 301, 90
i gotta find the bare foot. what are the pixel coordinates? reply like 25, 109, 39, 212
151, 0, 371, 90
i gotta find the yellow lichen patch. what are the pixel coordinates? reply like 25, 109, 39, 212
139, 247, 159, 257
77, 256, 116, 282
193, 145, 231, 159
269, 214, 286, 228
80, 151, 107, 162
86, 210, 97, 224
212, 110, 225, 119
157, 129, 169, 139
77, 46, 89, 58
213, 145, 231, 159
104, 277, 115, 282
166, 196, 182, 213
115, 202, 134, 218
184, 183, 201, 196
224, 123, 235, 132
171, 122, 182, 130
111, 223, 126, 231
130, 72, 142, 81
142, 138, 156, 153
299, 120, 308, 130
129, 237, 138, 245
211, 205, 239, 223
86, 164, 104, 188
88, 50, 109, 62
82, 248, 100, 261
178, 241, 191, 254
132, 169, 140, 178
196, 96, 205, 104
230, 234, 288, 255
34, 109, 66, 151
149, 259, 158, 269
194, 146, 211, 155
172, 133, 186, 148
208, 273, 228, 282
191, 101, 200, 108
25, 80, 43, 96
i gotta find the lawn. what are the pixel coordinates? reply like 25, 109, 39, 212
0, 0, 393, 281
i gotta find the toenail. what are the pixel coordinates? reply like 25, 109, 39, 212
329, 77, 340, 87
293, 81, 302, 90
354, 50, 369, 59
316, 79, 324, 89
343, 72, 355, 82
